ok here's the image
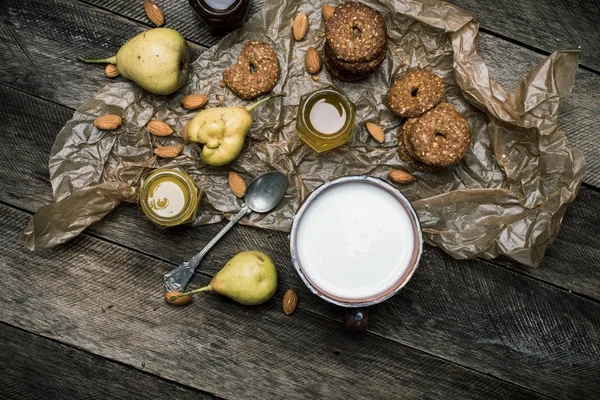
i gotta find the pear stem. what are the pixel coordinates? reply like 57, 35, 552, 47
245, 93, 285, 112
77, 55, 117, 64
169, 285, 213, 301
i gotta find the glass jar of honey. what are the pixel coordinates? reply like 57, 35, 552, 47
139, 168, 200, 228
188, 0, 250, 35
296, 88, 356, 153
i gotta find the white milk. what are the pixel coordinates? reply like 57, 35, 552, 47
295, 182, 416, 300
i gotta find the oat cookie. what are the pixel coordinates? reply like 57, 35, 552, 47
387, 70, 445, 117
325, 1, 387, 63
322, 49, 371, 82
324, 41, 387, 75
398, 118, 441, 172
407, 103, 471, 167
223, 40, 280, 100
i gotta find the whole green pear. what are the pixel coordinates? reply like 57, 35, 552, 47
79, 28, 189, 95
171, 251, 278, 305
187, 94, 283, 166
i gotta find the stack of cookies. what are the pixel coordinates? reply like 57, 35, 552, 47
324, 2, 387, 81
387, 70, 471, 171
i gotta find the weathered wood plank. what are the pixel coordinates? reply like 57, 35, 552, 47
0, 322, 215, 400
82, 0, 600, 73
80, 0, 267, 48
0, 0, 204, 109
447, 0, 600, 72
2, 0, 599, 187
0, 205, 546, 400
1, 85, 600, 398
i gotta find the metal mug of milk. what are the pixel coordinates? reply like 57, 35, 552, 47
290, 176, 423, 331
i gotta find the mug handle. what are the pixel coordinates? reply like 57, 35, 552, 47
344, 307, 369, 331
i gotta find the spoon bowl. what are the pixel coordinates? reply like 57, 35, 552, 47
163, 171, 288, 293
246, 171, 288, 213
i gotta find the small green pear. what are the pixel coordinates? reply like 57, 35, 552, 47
79, 28, 189, 95
187, 94, 283, 166
170, 251, 277, 305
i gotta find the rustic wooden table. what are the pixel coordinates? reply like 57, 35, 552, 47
1, 0, 599, 398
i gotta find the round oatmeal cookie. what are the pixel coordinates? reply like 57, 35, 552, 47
324, 41, 387, 75
398, 118, 440, 172
325, 1, 387, 63
222, 40, 280, 100
387, 70, 445, 117
323, 48, 371, 82
407, 103, 471, 167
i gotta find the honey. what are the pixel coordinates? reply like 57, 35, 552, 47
296, 88, 355, 153
139, 168, 200, 227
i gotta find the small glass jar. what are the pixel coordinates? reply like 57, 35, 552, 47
139, 168, 200, 228
296, 88, 356, 153
188, 0, 250, 35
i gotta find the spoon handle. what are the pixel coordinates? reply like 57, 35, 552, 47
163, 204, 251, 292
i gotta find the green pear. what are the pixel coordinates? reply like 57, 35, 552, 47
170, 251, 278, 305
79, 28, 189, 95
187, 94, 283, 166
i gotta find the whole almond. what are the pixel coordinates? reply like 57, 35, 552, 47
154, 145, 182, 158
389, 169, 416, 184
366, 122, 385, 143
147, 120, 173, 137
165, 292, 192, 306
293, 13, 309, 41
183, 120, 191, 143
181, 94, 208, 110
283, 289, 298, 315
305, 47, 322, 75
105, 64, 120, 78
144, 0, 165, 26
322, 4, 335, 20
93, 115, 121, 131
228, 171, 247, 198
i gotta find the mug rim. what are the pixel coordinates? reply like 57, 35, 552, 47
290, 176, 423, 308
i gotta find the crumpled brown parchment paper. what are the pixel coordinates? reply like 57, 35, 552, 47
24, 0, 585, 268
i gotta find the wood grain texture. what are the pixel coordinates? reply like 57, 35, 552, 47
0, 322, 215, 400
0, 0, 204, 109
446, 0, 600, 72
0, 204, 546, 400
81, 0, 267, 48
0, 85, 599, 398
2, 0, 598, 187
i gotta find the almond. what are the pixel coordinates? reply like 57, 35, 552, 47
305, 47, 322, 75
322, 4, 335, 20
293, 13, 309, 41
154, 145, 182, 158
93, 115, 122, 131
283, 289, 298, 315
147, 120, 173, 137
183, 120, 191, 143
389, 169, 416, 184
144, 0, 165, 26
181, 94, 208, 110
228, 171, 247, 198
105, 64, 120, 78
366, 122, 385, 143
165, 292, 192, 306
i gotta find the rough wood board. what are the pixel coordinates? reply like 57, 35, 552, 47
1, 86, 600, 398
2, 0, 598, 187
447, 0, 600, 72
82, 0, 600, 73
0, 205, 546, 400
1, 60, 599, 302
0, 0, 204, 109
0, 322, 216, 400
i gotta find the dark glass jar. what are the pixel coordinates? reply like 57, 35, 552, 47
188, 0, 250, 35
